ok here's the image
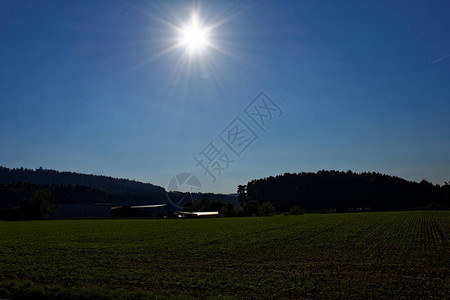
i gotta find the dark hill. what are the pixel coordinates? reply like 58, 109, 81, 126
0, 167, 238, 209
0, 166, 165, 194
0, 183, 111, 209
246, 170, 449, 212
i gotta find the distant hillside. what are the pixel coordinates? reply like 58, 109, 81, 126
0, 166, 165, 194
0, 183, 112, 210
0, 167, 238, 209
245, 170, 450, 212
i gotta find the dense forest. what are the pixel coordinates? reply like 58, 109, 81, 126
0, 166, 173, 208
243, 170, 450, 212
0, 166, 164, 194
0, 167, 238, 210
0, 183, 112, 219
0, 183, 111, 207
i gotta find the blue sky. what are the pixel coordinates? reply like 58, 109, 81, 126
1, 0, 449, 193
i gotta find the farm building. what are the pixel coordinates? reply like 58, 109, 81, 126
111, 204, 168, 218
177, 211, 219, 218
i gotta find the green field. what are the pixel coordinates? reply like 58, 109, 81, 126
0, 211, 449, 299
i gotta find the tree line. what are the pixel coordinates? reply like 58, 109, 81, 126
240, 170, 450, 212
0, 167, 239, 209
0, 166, 164, 194
0, 183, 111, 219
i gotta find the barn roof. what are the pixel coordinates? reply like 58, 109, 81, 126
178, 211, 219, 216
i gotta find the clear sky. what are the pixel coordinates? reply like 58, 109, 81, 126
1, 0, 449, 193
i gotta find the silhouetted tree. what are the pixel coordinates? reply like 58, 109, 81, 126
32, 188, 57, 219
237, 185, 247, 206
258, 202, 276, 216
244, 200, 259, 216
287, 206, 304, 215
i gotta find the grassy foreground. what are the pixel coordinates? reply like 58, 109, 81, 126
0, 211, 448, 299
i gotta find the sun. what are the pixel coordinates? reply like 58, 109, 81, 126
178, 13, 210, 54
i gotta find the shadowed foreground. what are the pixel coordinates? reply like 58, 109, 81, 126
0, 211, 448, 299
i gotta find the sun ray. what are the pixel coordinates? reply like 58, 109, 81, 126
176, 12, 211, 55
121, 2, 252, 101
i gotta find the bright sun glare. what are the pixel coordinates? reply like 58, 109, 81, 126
178, 13, 210, 54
